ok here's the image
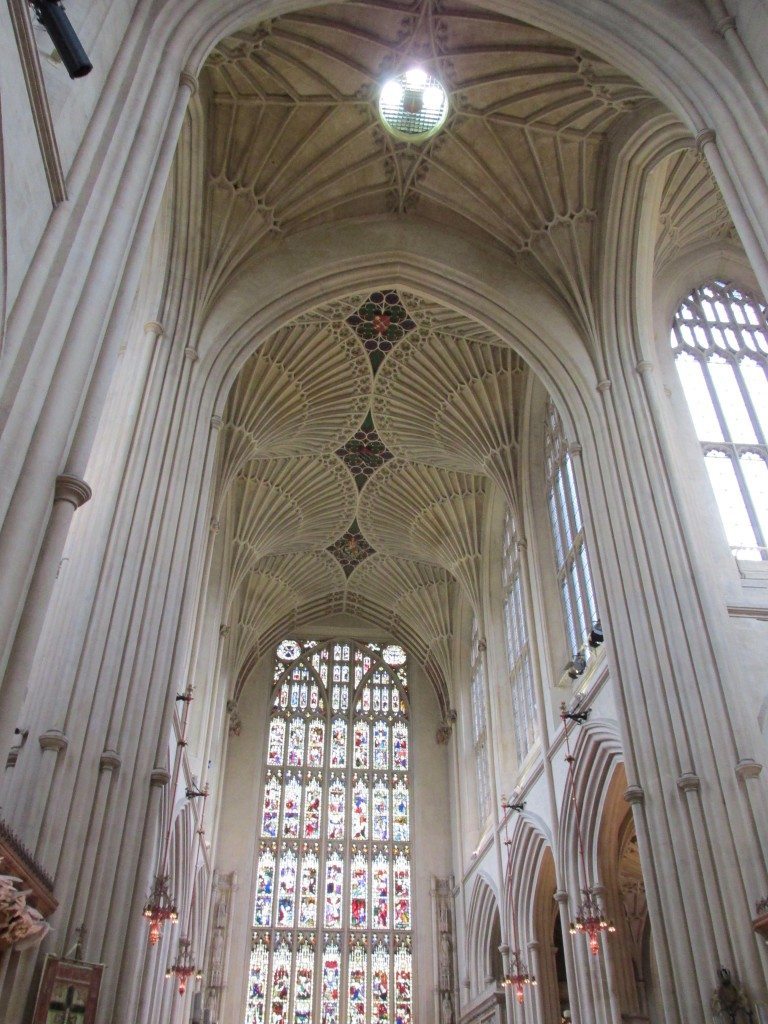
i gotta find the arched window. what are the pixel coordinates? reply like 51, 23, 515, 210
246, 639, 413, 1024
545, 399, 598, 660
502, 509, 538, 761
469, 619, 491, 824
671, 280, 768, 560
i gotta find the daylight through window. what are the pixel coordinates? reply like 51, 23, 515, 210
545, 400, 598, 660
671, 280, 768, 560
469, 620, 491, 824
246, 639, 413, 1024
502, 509, 539, 761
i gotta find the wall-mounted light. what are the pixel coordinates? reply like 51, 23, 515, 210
29, 1, 92, 78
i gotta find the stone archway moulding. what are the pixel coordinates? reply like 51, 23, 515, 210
194, 218, 600, 444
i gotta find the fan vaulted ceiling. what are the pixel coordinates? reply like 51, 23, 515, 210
222, 289, 526, 714
205, 0, 740, 713
201, 0, 653, 339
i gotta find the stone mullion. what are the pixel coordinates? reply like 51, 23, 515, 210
581, 366, 768, 1017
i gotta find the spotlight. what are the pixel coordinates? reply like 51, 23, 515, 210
30, 1, 92, 79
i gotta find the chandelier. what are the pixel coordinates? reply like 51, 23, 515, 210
142, 874, 178, 946
503, 947, 537, 1004
142, 685, 194, 945
501, 800, 536, 1003
569, 888, 616, 955
560, 702, 614, 956
165, 784, 208, 998
165, 937, 201, 995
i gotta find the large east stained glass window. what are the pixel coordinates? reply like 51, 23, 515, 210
246, 639, 413, 1024
671, 280, 768, 560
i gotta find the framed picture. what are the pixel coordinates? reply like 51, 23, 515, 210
31, 956, 104, 1024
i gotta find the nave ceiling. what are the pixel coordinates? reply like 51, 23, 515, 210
220, 289, 525, 714
199, 0, 741, 714
200, 0, 654, 340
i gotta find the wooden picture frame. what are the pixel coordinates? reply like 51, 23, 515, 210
31, 956, 104, 1024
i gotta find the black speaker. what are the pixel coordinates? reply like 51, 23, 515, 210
33, 1, 92, 79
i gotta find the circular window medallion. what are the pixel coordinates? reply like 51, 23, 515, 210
276, 639, 301, 661
378, 68, 449, 142
382, 644, 407, 667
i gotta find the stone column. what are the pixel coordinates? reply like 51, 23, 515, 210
571, 356, 768, 1020
0, 473, 91, 755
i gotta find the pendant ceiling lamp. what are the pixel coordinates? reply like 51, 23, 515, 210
560, 702, 615, 955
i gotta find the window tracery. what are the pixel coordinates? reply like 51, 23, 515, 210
502, 509, 538, 761
246, 639, 413, 1024
671, 280, 768, 560
545, 400, 598, 659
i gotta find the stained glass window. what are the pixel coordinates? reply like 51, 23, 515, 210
246, 639, 413, 1024
502, 508, 539, 761
545, 399, 598, 660
671, 280, 768, 559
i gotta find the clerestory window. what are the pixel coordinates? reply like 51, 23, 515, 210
469, 619, 491, 824
671, 280, 768, 560
502, 509, 538, 761
246, 639, 413, 1024
545, 399, 598, 661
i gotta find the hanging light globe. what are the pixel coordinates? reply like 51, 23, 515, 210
378, 68, 449, 142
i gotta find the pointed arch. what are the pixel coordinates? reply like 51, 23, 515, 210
466, 873, 503, 997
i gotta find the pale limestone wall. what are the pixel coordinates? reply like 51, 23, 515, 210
2, 3, 768, 1023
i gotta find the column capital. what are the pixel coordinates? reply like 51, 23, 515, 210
736, 758, 762, 781
184, 346, 199, 363
696, 128, 716, 152
554, 889, 569, 905
624, 784, 645, 805
635, 360, 654, 376
99, 749, 122, 773
713, 14, 736, 36
150, 767, 171, 788
677, 771, 701, 793
54, 474, 92, 510
210, 415, 223, 431
180, 70, 198, 95
39, 729, 68, 753
143, 321, 164, 338
596, 379, 612, 393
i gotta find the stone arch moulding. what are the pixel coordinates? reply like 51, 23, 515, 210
172, 0, 760, 142
196, 219, 600, 442
502, 811, 554, 940
466, 872, 502, 995
556, 717, 624, 885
